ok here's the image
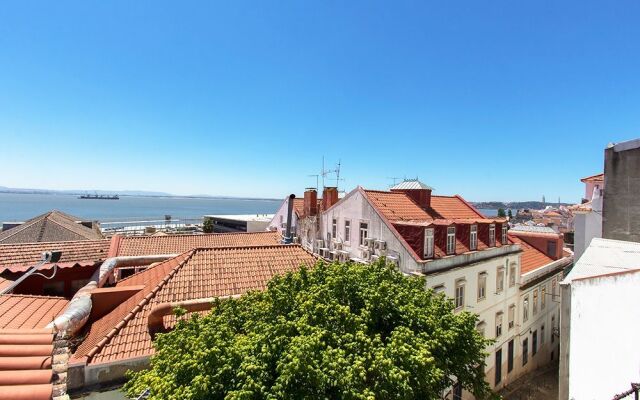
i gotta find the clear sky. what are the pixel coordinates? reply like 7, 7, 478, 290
1, 1, 638, 201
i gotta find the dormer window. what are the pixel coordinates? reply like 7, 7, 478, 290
502, 225, 508, 245
470, 225, 478, 250
447, 226, 456, 255
489, 224, 496, 247
424, 228, 434, 258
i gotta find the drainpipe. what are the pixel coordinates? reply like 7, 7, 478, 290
46, 254, 178, 334
0, 251, 62, 295
147, 294, 241, 335
283, 194, 295, 244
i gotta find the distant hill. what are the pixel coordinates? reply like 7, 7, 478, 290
472, 201, 573, 210
0, 186, 172, 197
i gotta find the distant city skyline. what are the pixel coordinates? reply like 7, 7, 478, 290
1, 1, 638, 202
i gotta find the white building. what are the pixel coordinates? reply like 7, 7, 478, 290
270, 180, 573, 397
559, 238, 640, 400
571, 173, 604, 261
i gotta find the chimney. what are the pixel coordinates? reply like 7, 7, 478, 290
322, 187, 339, 210
304, 188, 318, 217
390, 188, 432, 210
283, 194, 295, 244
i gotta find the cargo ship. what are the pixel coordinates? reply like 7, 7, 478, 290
78, 194, 120, 200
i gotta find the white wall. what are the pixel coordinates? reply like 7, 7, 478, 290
267, 198, 298, 236
565, 271, 640, 400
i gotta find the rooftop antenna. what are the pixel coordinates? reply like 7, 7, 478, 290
334, 159, 345, 192
308, 174, 320, 192
387, 177, 401, 187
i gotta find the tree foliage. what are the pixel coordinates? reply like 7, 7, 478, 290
497, 208, 506, 218
202, 217, 214, 233
125, 259, 492, 399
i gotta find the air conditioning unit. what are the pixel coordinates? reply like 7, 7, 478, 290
364, 238, 375, 249
329, 250, 338, 261
374, 240, 387, 251
361, 248, 371, 260
386, 255, 399, 267
319, 248, 329, 259
293, 236, 300, 244
334, 241, 343, 251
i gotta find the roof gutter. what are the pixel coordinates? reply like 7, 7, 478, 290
147, 294, 241, 335
46, 254, 178, 334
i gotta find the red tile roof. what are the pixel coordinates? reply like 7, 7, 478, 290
509, 235, 555, 275
580, 173, 604, 183
363, 190, 435, 221
0, 239, 109, 272
430, 195, 485, 219
0, 210, 103, 244
110, 231, 282, 257
292, 198, 305, 216
0, 294, 69, 330
0, 328, 57, 400
74, 244, 317, 365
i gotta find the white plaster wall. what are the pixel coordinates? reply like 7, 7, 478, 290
573, 212, 602, 262
567, 271, 640, 400
320, 190, 419, 273
267, 198, 298, 236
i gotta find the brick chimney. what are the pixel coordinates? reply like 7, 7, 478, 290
303, 188, 318, 217
390, 188, 432, 210
322, 187, 339, 210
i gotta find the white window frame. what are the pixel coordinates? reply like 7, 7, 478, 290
541, 285, 546, 309
496, 267, 505, 294
509, 263, 516, 287
523, 296, 529, 322
495, 312, 503, 338
332, 218, 337, 239
502, 225, 508, 244
533, 289, 538, 315
424, 228, 434, 258
447, 226, 456, 255
359, 221, 368, 246
344, 220, 351, 244
508, 304, 515, 329
470, 224, 478, 250
455, 279, 465, 310
489, 224, 496, 247
477, 272, 487, 301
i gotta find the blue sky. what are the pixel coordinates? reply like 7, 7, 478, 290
1, 1, 638, 201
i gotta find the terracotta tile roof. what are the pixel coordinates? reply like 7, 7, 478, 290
110, 231, 282, 257
363, 190, 435, 221
0, 328, 57, 400
74, 244, 317, 365
580, 173, 604, 183
509, 235, 555, 275
292, 198, 305, 216
0, 239, 109, 272
0, 276, 14, 293
0, 295, 69, 329
0, 210, 104, 244
429, 195, 485, 219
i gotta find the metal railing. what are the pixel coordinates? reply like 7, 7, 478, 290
99, 215, 204, 235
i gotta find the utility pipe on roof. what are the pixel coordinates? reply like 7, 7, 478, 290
283, 194, 295, 244
147, 294, 241, 335
46, 254, 178, 334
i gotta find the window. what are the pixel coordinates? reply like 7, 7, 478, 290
507, 339, 514, 373
359, 222, 368, 246
522, 338, 529, 366
477, 272, 487, 301
552, 278, 558, 300
344, 220, 351, 243
489, 224, 496, 247
523, 296, 529, 322
509, 263, 516, 287
551, 316, 555, 343
532, 330, 538, 356
495, 348, 502, 385
332, 218, 337, 239
541, 325, 545, 345
455, 279, 465, 309
502, 225, 508, 244
424, 228, 434, 258
541, 285, 546, 309
470, 225, 478, 250
496, 267, 505, 294
508, 304, 515, 329
547, 240, 557, 257
495, 312, 503, 338
447, 226, 456, 255
533, 289, 538, 315
476, 321, 486, 337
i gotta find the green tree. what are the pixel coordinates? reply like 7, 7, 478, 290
497, 208, 506, 218
125, 260, 493, 400
507, 209, 513, 219
202, 217, 214, 233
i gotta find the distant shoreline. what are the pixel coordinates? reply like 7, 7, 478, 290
0, 189, 280, 202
